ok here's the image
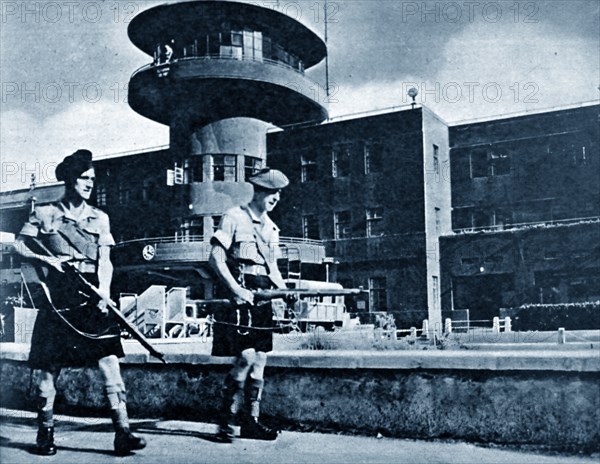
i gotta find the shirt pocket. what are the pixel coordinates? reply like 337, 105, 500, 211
234, 233, 262, 262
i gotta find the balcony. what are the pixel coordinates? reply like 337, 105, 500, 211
129, 55, 327, 127
113, 235, 326, 268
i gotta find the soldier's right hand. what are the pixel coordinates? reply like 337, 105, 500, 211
233, 287, 254, 305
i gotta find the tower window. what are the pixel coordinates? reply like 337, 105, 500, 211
211, 155, 237, 181
244, 156, 263, 180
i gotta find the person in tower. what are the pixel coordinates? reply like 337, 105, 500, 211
14, 150, 146, 456
209, 167, 290, 442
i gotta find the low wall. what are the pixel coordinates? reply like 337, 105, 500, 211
1, 342, 599, 452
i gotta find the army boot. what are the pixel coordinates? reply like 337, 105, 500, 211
217, 375, 245, 443
109, 392, 146, 456
240, 378, 278, 441
35, 402, 57, 456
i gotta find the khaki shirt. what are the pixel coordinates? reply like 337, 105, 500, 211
20, 200, 115, 270
211, 205, 281, 268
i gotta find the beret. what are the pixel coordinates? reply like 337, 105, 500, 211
55, 149, 93, 183
248, 168, 289, 190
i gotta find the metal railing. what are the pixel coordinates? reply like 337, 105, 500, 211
454, 216, 600, 235
114, 235, 323, 248
130, 53, 307, 81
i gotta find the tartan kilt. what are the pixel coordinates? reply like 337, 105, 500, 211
28, 271, 124, 370
211, 275, 275, 357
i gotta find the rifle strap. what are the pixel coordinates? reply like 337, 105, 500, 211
252, 226, 279, 281
38, 282, 119, 340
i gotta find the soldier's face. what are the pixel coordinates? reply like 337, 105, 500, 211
256, 189, 281, 213
73, 168, 95, 201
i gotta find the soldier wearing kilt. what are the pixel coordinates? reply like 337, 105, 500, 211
15, 150, 146, 456
209, 168, 290, 442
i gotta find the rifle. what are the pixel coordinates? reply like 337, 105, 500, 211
192, 287, 367, 307
29, 237, 166, 364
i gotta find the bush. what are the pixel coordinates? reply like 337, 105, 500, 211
500, 301, 600, 331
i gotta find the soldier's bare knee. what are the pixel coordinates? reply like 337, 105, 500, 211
239, 348, 256, 367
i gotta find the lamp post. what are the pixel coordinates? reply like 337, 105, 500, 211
408, 87, 418, 109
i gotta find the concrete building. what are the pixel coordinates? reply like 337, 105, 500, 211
267, 107, 451, 328
0, 1, 597, 329
440, 103, 600, 322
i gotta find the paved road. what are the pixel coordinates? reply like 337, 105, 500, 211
0, 409, 597, 464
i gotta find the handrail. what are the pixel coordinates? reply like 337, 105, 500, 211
454, 216, 600, 235
114, 235, 205, 247
114, 235, 325, 248
130, 53, 306, 80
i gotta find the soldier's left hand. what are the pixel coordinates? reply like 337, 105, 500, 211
97, 298, 108, 314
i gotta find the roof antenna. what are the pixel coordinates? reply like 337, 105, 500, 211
324, 1, 330, 99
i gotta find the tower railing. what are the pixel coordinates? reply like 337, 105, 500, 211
130, 53, 308, 81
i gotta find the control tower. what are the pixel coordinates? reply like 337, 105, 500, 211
116, 0, 328, 293
128, 0, 327, 237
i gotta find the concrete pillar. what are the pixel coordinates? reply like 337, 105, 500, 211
444, 318, 452, 334
558, 327, 566, 344
504, 316, 512, 333
421, 319, 429, 339
492, 316, 500, 334
409, 327, 417, 341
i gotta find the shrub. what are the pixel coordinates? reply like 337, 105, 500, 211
500, 301, 600, 331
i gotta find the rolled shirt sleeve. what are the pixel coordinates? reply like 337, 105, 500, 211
96, 212, 116, 247
211, 213, 236, 251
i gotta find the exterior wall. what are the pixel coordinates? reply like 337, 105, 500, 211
440, 222, 600, 319
449, 105, 600, 232
2, 347, 599, 451
268, 109, 433, 323
442, 105, 600, 321
421, 108, 451, 329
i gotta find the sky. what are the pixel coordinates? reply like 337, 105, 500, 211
1, 0, 599, 191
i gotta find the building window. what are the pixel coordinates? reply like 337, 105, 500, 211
493, 208, 511, 228
96, 184, 107, 206
473, 209, 491, 229
453, 207, 472, 230
434, 207, 441, 234
432, 275, 440, 309
212, 216, 222, 234
334, 211, 352, 239
369, 277, 387, 311
118, 184, 130, 205
366, 207, 384, 237
142, 179, 152, 201
332, 145, 351, 178
470, 148, 488, 178
364, 141, 383, 174
192, 157, 203, 182
433, 144, 440, 174
244, 156, 263, 180
490, 149, 510, 176
211, 155, 237, 181
301, 152, 317, 182
468, 146, 511, 178
302, 215, 319, 240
